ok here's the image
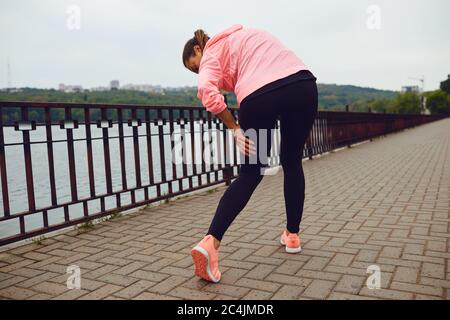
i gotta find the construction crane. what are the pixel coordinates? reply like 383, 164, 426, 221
408, 75, 425, 92
408, 75, 427, 114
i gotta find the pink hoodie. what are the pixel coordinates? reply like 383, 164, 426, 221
197, 24, 310, 115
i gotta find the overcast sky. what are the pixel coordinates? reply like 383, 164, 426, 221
1, 0, 449, 91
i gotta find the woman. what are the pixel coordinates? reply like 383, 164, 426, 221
182, 24, 318, 283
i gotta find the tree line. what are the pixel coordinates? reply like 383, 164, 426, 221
1, 80, 449, 124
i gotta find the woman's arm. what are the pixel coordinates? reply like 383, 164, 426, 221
197, 56, 228, 115
197, 55, 255, 156
214, 108, 239, 131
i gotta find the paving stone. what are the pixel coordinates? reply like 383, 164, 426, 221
271, 284, 305, 300
394, 266, 419, 283
146, 275, 187, 294
203, 283, 250, 298
421, 263, 445, 279
167, 286, 216, 300
0, 286, 38, 299
114, 280, 156, 299
302, 280, 336, 299
242, 290, 273, 300
78, 284, 123, 300
334, 275, 366, 294
234, 278, 281, 292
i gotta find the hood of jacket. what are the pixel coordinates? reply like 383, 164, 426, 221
203, 24, 244, 52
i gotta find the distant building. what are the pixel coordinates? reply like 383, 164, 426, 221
110, 80, 120, 90
401, 85, 420, 93
59, 83, 83, 93
71, 86, 83, 93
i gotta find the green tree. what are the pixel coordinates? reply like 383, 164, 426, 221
440, 76, 450, 94
426, 90, 450, 116
393, 92, 421, 114
368, 98, 396, 113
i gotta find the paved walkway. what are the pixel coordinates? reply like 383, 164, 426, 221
1, 118, 449, 300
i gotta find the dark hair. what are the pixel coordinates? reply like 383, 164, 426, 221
182, 29, 210, 71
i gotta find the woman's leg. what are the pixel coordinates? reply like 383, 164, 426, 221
206, 95, 278, 242
206, 168, 264, 242
279, 79, 318, 234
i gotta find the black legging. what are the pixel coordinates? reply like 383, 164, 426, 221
207, 78, 318, 242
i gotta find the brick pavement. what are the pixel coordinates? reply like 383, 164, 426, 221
0, 118, 449, 300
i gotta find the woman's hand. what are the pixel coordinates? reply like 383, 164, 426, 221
232, 127, 257, 156
212, 109, 256, 156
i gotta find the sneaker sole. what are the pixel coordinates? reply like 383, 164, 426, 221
280, 237, 303, 253
191, 246, 220, 283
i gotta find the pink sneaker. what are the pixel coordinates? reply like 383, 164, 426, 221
191, 235, 221, 283
280, 230, 302, 253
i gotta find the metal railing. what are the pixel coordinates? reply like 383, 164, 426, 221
0, 101, 446, 245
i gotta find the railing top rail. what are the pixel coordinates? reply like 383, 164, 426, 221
0, 100, 241, 111
0, 101, 446, 118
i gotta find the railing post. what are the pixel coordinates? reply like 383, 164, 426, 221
307, 139, 313, 160
345, 106, 352, 148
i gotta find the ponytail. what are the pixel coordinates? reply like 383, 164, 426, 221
182, 29, 210, 69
